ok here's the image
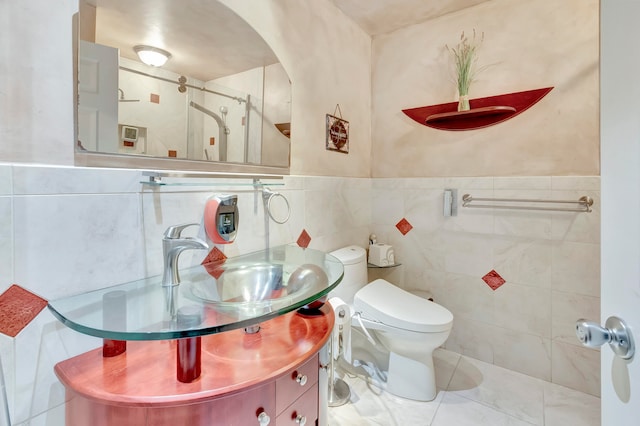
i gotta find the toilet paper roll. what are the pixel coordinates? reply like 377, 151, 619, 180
368, 243, 394, 267
328, 297, 352, 362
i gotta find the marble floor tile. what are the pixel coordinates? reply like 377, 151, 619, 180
328, 373, 443, 426
447, 356, 545, 425
544, 381, 600, 426
432, 393, 535, 426
328, 349, 600, 426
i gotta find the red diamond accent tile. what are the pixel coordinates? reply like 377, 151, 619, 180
202, 247, 228, 279
297, 229, 312, 248
396, 218, 413, 235
482, 270, 506, 291
0, 285, 48, 337
202, 247, 227, 265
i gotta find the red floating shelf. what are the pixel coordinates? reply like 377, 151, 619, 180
426, 106, 516, 123
402, 87, 553, 131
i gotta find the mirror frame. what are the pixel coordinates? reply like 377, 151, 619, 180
73, 1, 290, 176
75, 149, 290, 175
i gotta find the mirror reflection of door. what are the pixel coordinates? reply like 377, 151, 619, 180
77, 40, 118, 153
76, 0, 291, 169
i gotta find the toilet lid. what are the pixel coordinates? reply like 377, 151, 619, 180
329, 245, 366, 265
353, 279, 453, 333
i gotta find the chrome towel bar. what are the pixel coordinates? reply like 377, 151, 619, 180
461, 194, 594, 213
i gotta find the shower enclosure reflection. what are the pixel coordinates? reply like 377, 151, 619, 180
76, 0, 291, 171
189, 101, 231, 162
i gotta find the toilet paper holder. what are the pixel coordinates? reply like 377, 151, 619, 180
328, 302, 351, 407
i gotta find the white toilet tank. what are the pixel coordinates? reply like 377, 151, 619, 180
329, 245, 368, 303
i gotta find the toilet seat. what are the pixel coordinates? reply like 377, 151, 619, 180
353, 279, 453, 333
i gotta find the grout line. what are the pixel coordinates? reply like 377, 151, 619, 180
429, 392, 445, 425
439, 388, 540, 426
443, 350, 463, 391
430, 351, 463, 426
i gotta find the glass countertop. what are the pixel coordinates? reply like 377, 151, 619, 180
48, 245, 344, 340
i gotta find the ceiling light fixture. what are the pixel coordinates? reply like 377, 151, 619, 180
133, 45, 172, 67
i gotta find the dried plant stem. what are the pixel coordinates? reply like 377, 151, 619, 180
447, 30, 484, 96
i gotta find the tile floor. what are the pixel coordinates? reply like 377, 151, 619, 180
328, 349, 600, 426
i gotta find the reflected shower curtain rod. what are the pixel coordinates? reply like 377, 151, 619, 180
119, 66, 247, 103
461, 194, 594, 213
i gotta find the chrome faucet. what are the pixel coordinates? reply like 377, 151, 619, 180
162, 223, 209, 287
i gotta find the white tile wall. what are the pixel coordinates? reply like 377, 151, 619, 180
493, 283, 552, 338
13, 312, 67, 423
0, 165, 375, 424
445, 318, 497, 364
492, 237, 553, 289
0, 198, 12, 294
13, 192, 146, 300
371, 176, 601, 396
552, 290, 600, 345
551, 241, 601, 297
492, 328, 552, 381
0, 164, 14, 294
0, 169, 601, 424
551, 340, 600, 396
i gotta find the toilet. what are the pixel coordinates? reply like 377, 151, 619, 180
329, 245, 453, 401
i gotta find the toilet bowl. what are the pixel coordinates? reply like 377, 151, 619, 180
354, 279, 452, 401
329, 246, 454, 402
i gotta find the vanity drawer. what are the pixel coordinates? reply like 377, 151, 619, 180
146, 382, 275, 426
275, 386, 318, 426
275, 354, 318, 414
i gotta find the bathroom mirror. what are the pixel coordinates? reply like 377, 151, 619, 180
76, 0, 291, 174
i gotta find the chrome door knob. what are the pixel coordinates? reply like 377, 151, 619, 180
575, 320, 611, 347
257, 411, 271, 425
576, 316, 635, 360
295, 414, 307, 425
295, 373, 308, 386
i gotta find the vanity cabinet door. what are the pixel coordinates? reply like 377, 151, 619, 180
146, 382, 276, 426
65, 390, 147, 426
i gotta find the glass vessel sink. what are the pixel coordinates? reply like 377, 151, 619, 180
48, 245, 343, 340
187, 263, 327, 305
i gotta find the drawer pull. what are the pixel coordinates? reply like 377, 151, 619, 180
295, 414, 307, 425
257, 411, 271, 425
295, 373, 308, 386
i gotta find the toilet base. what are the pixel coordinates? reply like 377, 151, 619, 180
385, 351, 437, 401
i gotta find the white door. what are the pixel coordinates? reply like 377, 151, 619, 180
77, 40, 119, 153
600, 1, 640, 424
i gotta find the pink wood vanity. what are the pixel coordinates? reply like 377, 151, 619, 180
55, 305, 334, 426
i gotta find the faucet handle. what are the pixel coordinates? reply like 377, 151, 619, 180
164, 223, 199, 239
